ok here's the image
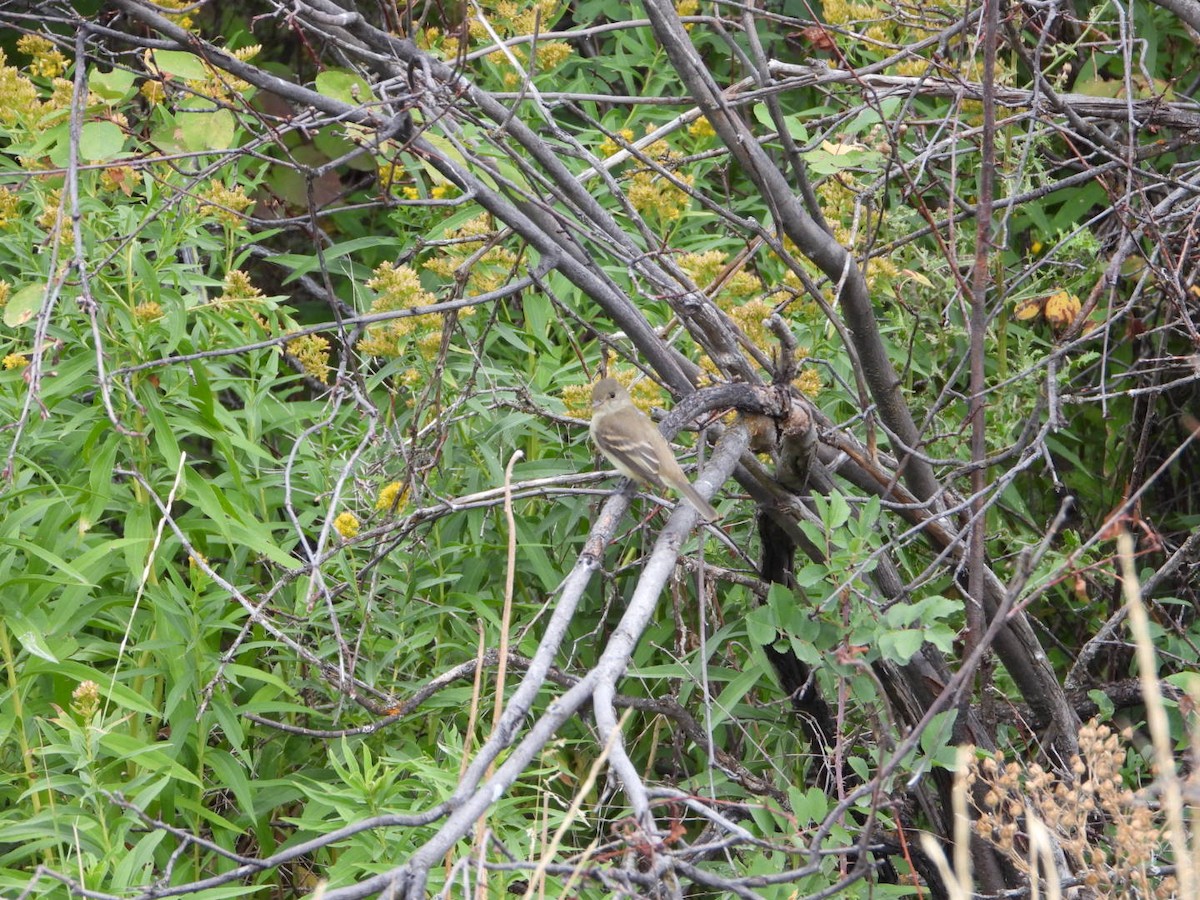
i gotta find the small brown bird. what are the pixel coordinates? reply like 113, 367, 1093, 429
589, 378, 719, 520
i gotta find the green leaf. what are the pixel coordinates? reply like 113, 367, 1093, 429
152, 49, 210, 81
14, 625, 60, 663
4, 282, 45, 328
0, 536, 96, 586
207, 749, 256, 821
787, 634, 821, 664
795, 563, 828, 588
752, 103, 809, 142
745, 606, 776, 645
99, 732, 203, 786
825, 491, 851, 529
878, 629, 924, 664
789, 785, 828, 826
28, 661, 159, 716
709, 667, 763, 728
178, 108, 235, 151
919, 710, 960, 770
1087, 688, 1115, 722
802, 141, 883, 176
315, 69, 376, 105
79, 121, 126, 161
89, 67, 136, 102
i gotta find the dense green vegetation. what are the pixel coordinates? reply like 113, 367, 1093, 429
1, 0, 1199, 897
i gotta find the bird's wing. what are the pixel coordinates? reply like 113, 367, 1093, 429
593, 409, 665, 485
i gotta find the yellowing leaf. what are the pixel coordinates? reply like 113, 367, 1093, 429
1013, 296, 1044, 321
1044, 290, 1081, 327
819, 139, 869, 156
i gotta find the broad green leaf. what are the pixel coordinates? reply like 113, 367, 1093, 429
79, 120, 126, 161
152, 49, 210, 81
878, 629, 924, 664
179, 108, 235, 151
753, 103, 809, 142
89, 67, 136, 102
802, 140, 883, 176
745, 606, 776, 645
315, 69, 375, 105
4, 282, 45, 327
919, 709, 960, 769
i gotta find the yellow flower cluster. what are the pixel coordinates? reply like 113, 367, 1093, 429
375, 480, 410, 512
36, 188, 63, 232
198, 179, 253, 227
418, 27, 462, 63
676, 249, 727, 286
679, 250, 773, 343
537, 42, 573, 69
421, 213, 515, 297
147, 0, 197, 29
609, 135, 694, 227
678, 249, 819, 391
140, 79, 166, 105
214, 271, 274, 334
688, 116, 715, 139
500, 41, 575, 87
727, 296, 775, 348
17, 35, 67, 80
178, 46, 257, 105
678, 250, 762, 301
286, 333, 332, 383
133, 301, 162, 322
0, 49, 43, 126
377, 159, 406, 194
600, 128, 635, 160
490, 0, 559, 38
866, 254, 900, 290
892, 57, 931, 78
48, 77, 80, 110
563, 370, 665, 420
333, 511, 360, 539
794, 369, 820, 397
424, 0, 566, 65
820, 0, 891, 44
3, 353, 28, 370
218, 270, 264, 303
0, 189, 18, 229
71, 680, 100, 723
368, 261, 436, 308
358, 262, 442, 359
